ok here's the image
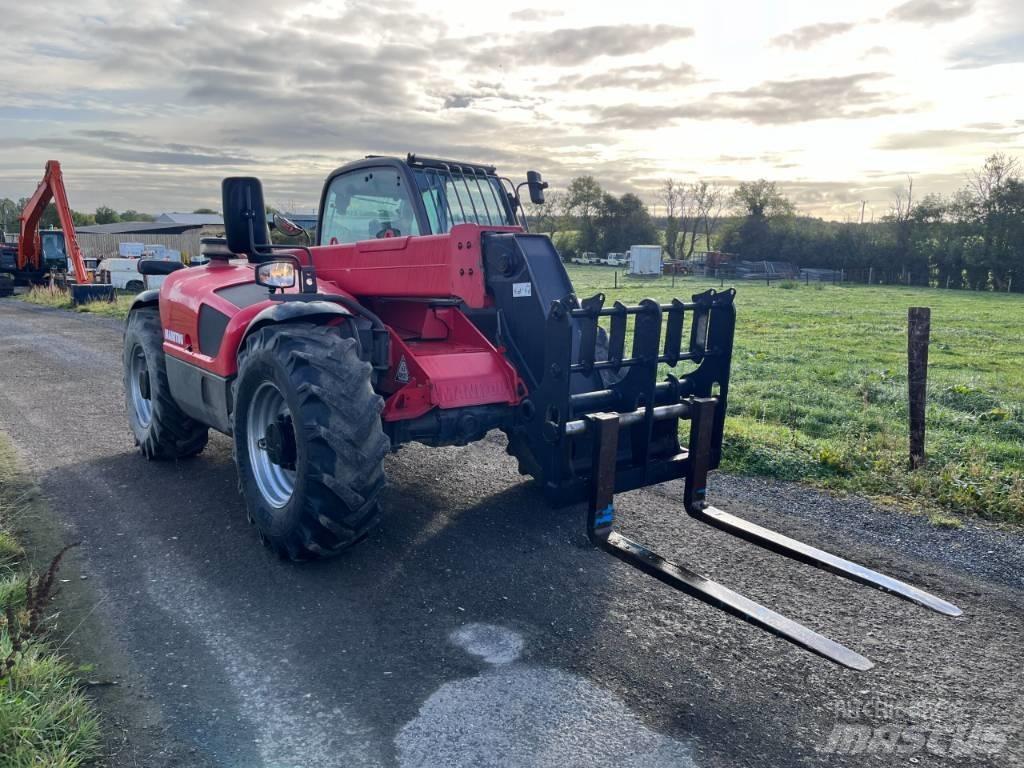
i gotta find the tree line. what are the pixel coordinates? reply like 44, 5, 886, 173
0, 199, 162, 231
531, 153, 1024, 292
529, 175, 731, 260
5, 152, 1021, 291
530, 177, 657, 257
0, 201, 220, 233
718, 154, 1024, 290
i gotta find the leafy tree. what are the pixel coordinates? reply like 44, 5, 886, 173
565, 176, 603, 253
595, 192, 658, 254
731, 180, 795, 218
40, 202, 60, 229
723, 180, 795, 260
120, 210, 154, 222
528, 190, 565, 240
967, 154, 1022, 290
565, 176, 602, 220
0, 198, 18, 234
193, 207, 218, 214
16, 198, 60, 229
989, 177, 1024, 290
95, 206, 120, 224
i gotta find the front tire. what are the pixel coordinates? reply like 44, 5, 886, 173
233, 323, 389, 560
123, 307, 209, 459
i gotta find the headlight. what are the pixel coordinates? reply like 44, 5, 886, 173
255, 260, 296, 289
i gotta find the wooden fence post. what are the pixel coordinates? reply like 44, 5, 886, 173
908, 307, 931, 469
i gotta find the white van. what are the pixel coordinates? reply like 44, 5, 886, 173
97, 258, 165, 291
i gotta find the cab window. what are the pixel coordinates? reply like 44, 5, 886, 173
414, 169, 512, 232
320, 168, 421, 245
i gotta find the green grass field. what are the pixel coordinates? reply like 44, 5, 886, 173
568, 265, 1024, 525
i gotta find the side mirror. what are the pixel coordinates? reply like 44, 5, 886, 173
527, 170, 548, 205
138, 259, 185, 276
272, 212, 306, 238
222, 177, 270, 256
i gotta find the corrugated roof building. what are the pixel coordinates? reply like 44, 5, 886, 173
155, 213, 224, 226
76, 221, 200, 235
76, 219, 223, 263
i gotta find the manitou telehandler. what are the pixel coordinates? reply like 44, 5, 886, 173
122, 154, 960, 670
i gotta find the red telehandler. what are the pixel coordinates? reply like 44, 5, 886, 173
121, 154, 960, 670
0, 160, 113, 302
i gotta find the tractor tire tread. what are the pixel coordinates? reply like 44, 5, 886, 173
124, 308, 209, 460
234, 323, 388, 560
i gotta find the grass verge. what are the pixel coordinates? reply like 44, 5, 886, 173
0, 435, 102, 767
17, 284, 134, 319
569, 266, 1024, 526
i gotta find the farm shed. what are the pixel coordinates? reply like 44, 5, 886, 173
76, 220, 224, 264
154, 212, 224, 228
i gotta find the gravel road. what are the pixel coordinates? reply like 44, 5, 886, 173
0, 299, 1021, 767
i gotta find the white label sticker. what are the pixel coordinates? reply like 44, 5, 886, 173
395, 355, 410, 383
164, 329, 185, 345
512, 282, 532, 298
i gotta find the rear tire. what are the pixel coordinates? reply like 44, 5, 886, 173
0, 274, 13, 297
233, 323, 389, 560
126, 280, 144, 292
123, 307, 209, 459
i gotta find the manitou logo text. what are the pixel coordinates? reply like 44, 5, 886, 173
164, 329, 185, 346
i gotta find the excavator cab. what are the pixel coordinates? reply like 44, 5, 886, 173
39, 230, 69, 274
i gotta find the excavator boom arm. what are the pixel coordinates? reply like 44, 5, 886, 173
18, 161, 89, 284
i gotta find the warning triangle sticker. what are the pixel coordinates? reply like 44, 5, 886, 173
395, 355, 410, 384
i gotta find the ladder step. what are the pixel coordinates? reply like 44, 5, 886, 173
692, 506, 962, 617
602, 531, 873, 670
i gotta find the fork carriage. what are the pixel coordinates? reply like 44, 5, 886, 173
512, 278, 959, 670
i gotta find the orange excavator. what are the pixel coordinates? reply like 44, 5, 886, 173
0, 160, 113, 303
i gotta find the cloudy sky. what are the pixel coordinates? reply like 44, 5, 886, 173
1, 0, 1022, 219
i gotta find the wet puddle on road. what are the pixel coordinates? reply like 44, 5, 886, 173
396, 623, 697, 767
148, 560, 693, 767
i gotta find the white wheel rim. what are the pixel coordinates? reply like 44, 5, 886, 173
246, 381, 296, 508
128, 345, 152, 428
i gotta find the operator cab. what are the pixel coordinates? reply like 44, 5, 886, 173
39, 230, 69, 272
317, 154, 540, 246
